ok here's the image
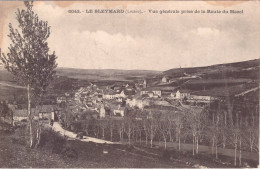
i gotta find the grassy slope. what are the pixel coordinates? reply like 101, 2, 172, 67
163, 59, 260, 79
0, 131, 182, 168
0, 130, 239, 168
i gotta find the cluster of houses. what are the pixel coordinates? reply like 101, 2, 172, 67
171, 90, 216, 103
56, 75, 217, 120
5, 75, 218, 124
70, 83, 138, 119
61, 77, 217, 120
0, 103, 60, 127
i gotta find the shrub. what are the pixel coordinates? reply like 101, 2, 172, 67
38, 129, 78, 160
11, 126, 29, 146
38, 129, 66, 154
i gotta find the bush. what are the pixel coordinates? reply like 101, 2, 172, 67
11, 126, 29, 146
38, 129, 66, 154
38, 129, 78, 160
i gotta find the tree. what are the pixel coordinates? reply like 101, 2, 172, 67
158, 119, 169, 149
124, 117, 135, 145
186, 108, 205, 156
98, 119, 108, 139
166, 113, 175, 142
108, 119, 115, 141
143, 118, 158, 148
1, 1, 57, 148
174, 112, 184, 151
116, 120, 125, 142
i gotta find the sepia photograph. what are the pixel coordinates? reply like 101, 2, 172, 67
0, 0, 259, 168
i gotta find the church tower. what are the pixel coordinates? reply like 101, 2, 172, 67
143, 79, 147, 88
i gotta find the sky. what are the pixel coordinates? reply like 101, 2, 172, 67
0, 1, 259, 71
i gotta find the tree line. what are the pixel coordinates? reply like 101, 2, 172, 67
61, 100, 258, 167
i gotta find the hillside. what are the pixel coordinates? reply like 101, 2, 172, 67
163, 59, 260, 80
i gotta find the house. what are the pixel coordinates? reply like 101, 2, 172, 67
103, 90, 116, 99
39, 112, 49, 120
170, 92, 176, 98
113, 105, 125, 117
65, 92, 70, 97
147, 92, 154, 98
162, 76, 170, 83
189, 94, 215, 103
57, 96, 66, 104
159, 86, 175, 96
36, 105, 60, 120
172, 90, 190, 99
12, 109, 28, 122
10, 107, 39, 122
116, 97, 123, 102
141, 87, 162, 97
126, 98, 149, 109
116, 90, 126, 98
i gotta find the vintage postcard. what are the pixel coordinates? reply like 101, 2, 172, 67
0, 0, 259, 168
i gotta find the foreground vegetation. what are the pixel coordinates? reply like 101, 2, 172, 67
1, 125, 250, 168
58, 96, 259, 167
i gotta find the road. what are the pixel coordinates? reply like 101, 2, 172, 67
235, 86, 259, 97
51, 122, 258, 161
52, 122, 116, 144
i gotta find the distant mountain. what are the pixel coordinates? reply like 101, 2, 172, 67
163, 59, 260, 80
0, 66, 161, 82
56, 67, 161, 81
1, 59, 259, 83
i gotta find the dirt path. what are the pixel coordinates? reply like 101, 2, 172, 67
235, 86, 259, 97
52, 122, 117, 144
52, 122, 258, 161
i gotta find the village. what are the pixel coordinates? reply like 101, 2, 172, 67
6, 72, 258, 129
10, 75, 217, 123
